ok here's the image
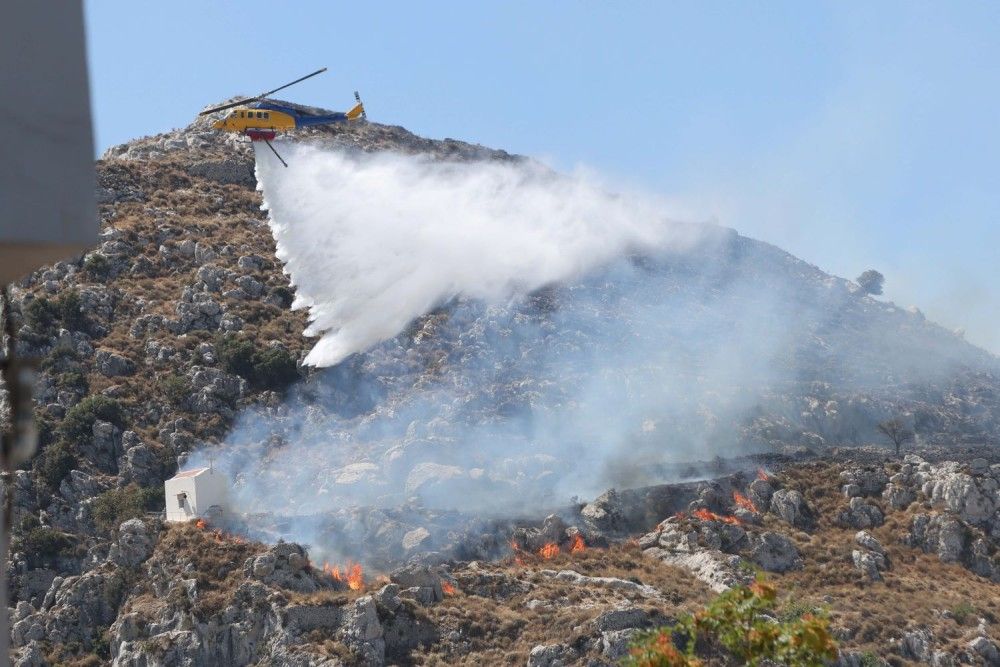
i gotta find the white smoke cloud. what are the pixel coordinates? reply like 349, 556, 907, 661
256, 143, 703, 366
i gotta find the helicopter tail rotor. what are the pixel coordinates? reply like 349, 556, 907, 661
347, 91, 367, 121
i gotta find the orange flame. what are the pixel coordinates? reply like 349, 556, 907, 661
195, 519, 207, 530
692, 508, 743, 525
757, 467, 769, 481
323, 561, 365, 591
538, 542, 560, 559
733, 490, 758, 514
569, 534, 586, 554
347, 564, 364, 591
510, 540, 526, 566
442, 581, 457, 596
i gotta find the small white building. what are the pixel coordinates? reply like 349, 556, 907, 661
163, 467, 229, 523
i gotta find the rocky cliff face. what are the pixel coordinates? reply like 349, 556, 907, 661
5, 109, 1000, 665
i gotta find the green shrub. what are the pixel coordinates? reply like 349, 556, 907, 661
57, 290, 88, 331
215, 334, 300, 391
56, 369, 89, 393
20, 527, 74, 566
269, 286, 294, 309
216, 335, 256, 379
40, 345, 79, 372
39, 441, 77, 489
624, 578, 837, 667
92, 485, 164, 532
84, 253, 110, 280
161, 373, 191, 406
251, 346, 299, 390
951, 601, 975, 625
23, 297, 59, 334
19, 514, 41, 533
60, 395, 125, 446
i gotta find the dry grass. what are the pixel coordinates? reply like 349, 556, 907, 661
410, 543, 711, 666
123, 521, 266, 621
765, 461, 1000, 663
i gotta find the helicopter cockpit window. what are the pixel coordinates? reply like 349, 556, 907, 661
263, 112, 270, 119
257, 112, 264, 119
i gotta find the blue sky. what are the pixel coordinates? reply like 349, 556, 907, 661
84, 1, 1000, 351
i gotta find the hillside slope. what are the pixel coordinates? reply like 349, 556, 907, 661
3, 110, 1000, 665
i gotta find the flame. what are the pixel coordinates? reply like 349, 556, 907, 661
510, 540, 526, 566
442, 581, 457, 596
757, 467, 769, 481
673, 511, 687, 521
323, 561, 365, 591
538, 542, 560, 559
195, 519, 207, 530
692, 508, 743, 526
733, 490, 758, 514
346, 564, 364, 591
569, 534, 586, 553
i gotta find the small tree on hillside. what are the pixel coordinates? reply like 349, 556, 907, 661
877, 418, 914, 457
856, 269, 884, 295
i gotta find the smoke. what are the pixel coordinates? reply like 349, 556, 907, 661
256, 143, 702, 366
187, 141, 989, 560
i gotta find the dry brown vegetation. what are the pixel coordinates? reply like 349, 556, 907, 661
412, 544, 712, 666
763, 461, 1000, 664
122, 521, 266, 621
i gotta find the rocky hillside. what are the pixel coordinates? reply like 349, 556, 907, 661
4, 108, 1000, 665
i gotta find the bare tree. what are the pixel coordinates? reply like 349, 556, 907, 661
877, 418, 914, 457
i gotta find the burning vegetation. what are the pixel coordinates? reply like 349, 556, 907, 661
321, 562, 365, 591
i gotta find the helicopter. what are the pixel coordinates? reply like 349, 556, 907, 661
200, 67, 365, 166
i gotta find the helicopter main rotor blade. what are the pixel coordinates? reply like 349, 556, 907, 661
199, 97, 259, 116
198, 67, 328, 116
257, 67, 328, 100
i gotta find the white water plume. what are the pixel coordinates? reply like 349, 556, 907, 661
255, 143, 704, 366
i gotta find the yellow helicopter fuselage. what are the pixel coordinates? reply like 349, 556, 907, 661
212, 107, 297, 134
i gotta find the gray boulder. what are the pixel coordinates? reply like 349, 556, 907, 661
900, 628, 934, 662
749, 531, 802, 573
855, 530, 886, 555
527, 643, 577, 667
840, 466, 889, 497
748, 478, 774, 509
95, 350, 135, 377
108, 519, 155, 567
769, 488, 816, 530
852, 550, 886, 582
339, 595, 385, 665
390, 564, 443, 604
968, 636, 1000, 665
838, 497, 884, 529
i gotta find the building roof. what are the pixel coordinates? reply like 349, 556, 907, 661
169, 467, 210, 480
